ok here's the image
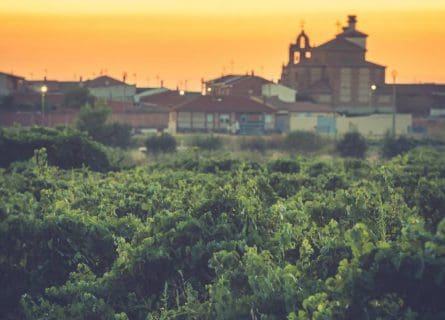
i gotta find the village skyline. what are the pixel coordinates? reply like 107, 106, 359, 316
1, 1, 445, 90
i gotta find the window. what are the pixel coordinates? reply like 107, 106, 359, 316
300, 37, 306, 48
265, 114, 272, 124
207, 114, 213, 122
305, 51, 311, 59
219, 114, 230, 124
294, 52, 300, 64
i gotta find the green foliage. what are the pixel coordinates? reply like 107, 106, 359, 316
284, 131, 326, 153
76, 104, 110, 132
240, 136, 267, 153
188, 135, 223, 151
145, 133, 177, 155
382, 134, 418, 158
1, 147, 444, 319
337, 131, 367, 158
267, 159, 300, 174
75, 104, 132, 148
63, 87, 95, 109
0, 126, 112, 171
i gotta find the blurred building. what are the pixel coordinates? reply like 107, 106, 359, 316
280, 15, 393, 114
84, 75, 136, 102
205, 74, 272, 97
0, 72, 25, 97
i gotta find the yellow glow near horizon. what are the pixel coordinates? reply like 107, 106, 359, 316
1, 2, 445, 90
1, 0, 445, 15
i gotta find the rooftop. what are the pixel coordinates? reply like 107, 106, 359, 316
176, 95, 276, 113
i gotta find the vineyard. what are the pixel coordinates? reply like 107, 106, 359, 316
1, 130, 445, 319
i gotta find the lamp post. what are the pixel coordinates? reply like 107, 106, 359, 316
41, 85, 48, 126
391, 70, 397, 137
370, 84, 377, 112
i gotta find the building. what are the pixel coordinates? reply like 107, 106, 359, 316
394, 84, 445, 116
280, 15, 393, 114
84, 75, 136, 102
205, 74, 272, 97
336, 114, 412, 137
264, 97, 335, 133
262, 83, 298, 103
0, 72, 25, 97
171, 95, 276, 135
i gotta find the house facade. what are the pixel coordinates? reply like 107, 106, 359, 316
84, 76, 136, 102
205, 75, 272, 97
0, 72, 25, 98
172, 95, 276, 135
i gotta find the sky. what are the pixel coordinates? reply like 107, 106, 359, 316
1, 0, 445, 90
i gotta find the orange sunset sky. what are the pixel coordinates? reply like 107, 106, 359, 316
1, 0, 444, 90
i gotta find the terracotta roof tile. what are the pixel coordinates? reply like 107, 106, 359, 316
175, 95, 275, 113
266, 97, 334, 113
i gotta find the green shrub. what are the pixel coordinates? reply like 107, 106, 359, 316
75, 105, 132, 148
337, 131, 367, 158
0, 126, 112, 171
284, 131, 325, 153
63, 87, 95, 109
382, 134, 417, 158
145, 133, 177, 155
240, 136, 267, 153
189, 135, 223, 151
267, 159, 300, 173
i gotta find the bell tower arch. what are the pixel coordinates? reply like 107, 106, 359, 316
289, 29, 311, 65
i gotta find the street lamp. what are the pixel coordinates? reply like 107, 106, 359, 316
391, 70, 398, 137
370, 84, 377, 112
41, 85, 47, 126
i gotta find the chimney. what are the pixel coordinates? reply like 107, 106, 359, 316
348, 15, 357, 31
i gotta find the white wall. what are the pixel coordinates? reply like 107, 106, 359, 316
262, 84, 297, 103
289, 113, 328, 132
336, 114, 412, 136
89, 85, 136, 102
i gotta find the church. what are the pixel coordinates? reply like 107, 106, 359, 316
280, 15, 394, 114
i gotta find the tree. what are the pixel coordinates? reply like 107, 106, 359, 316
76, 104, 110, 133
382, 134, 417, 158
63, 87, 95, 109
337, 131, 367, 158
75, 104, 132, 148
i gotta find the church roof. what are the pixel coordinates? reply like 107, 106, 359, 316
316, 37, 365, 51
336, 29, 368, 38
297, 58, 385, 69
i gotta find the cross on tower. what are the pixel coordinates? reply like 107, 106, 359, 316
335, 20, 342, 33
300, 20, 305, 31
